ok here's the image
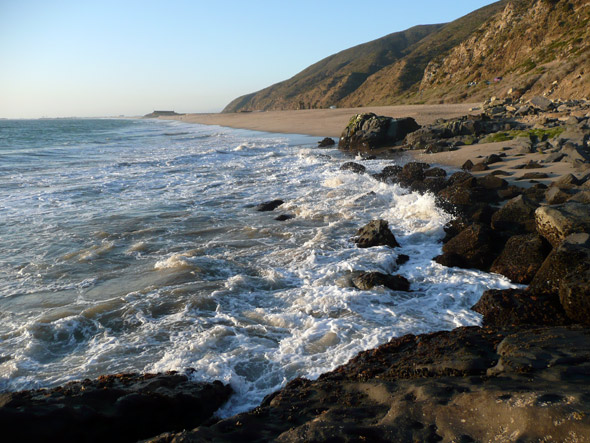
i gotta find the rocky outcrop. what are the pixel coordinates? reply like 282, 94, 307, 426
338, 113, 420, 151
0, 372, 232, 443
151, 326, 590, 442
317, 137, 335, 147
354, 219, 400, 248
340, 162, 366, 174
490, 194, 538, 234
472, 288, 570, 327
435, 223, 495, 271
535, 202, 590, 247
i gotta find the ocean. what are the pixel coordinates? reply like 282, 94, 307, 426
0, 118, 515, 416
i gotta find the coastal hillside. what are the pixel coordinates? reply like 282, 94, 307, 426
223, 0, 589, 112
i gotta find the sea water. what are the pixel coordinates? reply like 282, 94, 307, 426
0, 118, 515, 415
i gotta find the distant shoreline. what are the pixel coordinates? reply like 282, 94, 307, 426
158, 104, 482, 138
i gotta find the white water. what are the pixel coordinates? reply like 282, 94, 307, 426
0, 118, 515, 416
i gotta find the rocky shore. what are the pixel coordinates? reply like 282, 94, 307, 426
3, 97, 590, 442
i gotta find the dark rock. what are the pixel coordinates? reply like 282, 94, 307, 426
476, 175, 507, 190
275, 214, 294, 221
483, 154, 503, 165
490, 169, 511, 176
396, 254, 410, 266
535, 202, 590, 247
471, 162, 489, 172
472, 289, 570, 327
462, 160, 474, 171
516, 172, 549, 180
434, 252, 467, 268
352, 272, 411, 292
491, 195, 539, 234
340, 162, 366, 174
490, 234, 551, 284
398, 162, 430, 186
256, 199, 284, 211
559, 269, 590, 325
543, 152, 566, 163
529, 233, 590, 296
355, 220, 400, 248
424, 167, 447, 178
522, 183, 548, 203
440, 224, 495, 270
373, 164, 403, 183
0, 372, 232, 443
339, 113, 420, 151
497, 185, 522, 201
317, 137, 335, 147
553, 173, 584, 187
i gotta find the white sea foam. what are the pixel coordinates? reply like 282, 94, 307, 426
0, 118, 517, 417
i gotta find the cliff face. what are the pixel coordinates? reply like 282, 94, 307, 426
420, 0, 590, 102
223, 0, 589, 113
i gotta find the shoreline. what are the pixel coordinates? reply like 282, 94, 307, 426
159, 104, 482, 137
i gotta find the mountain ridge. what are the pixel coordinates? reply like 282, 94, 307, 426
223, 0, 589, 113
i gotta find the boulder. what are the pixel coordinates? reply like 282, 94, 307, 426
340, 162, 366, 174
352, 272, 411, 292
256, 199, 284, 211
439, 223, 495, 270
490, 234, 551, 284
355, 220, 400, 248
476, 174, 508, 190
529, 95, 554, 111
491, 195, 539, 234
317, 137, 335, 147
471, 289, 570, 327
535, 202, 590, 247
275, 214, 294, 221
559, 269, 590, 325
462, 159, 474, 171
339, 113, 420, 151
398, 162, 430, 186
545, 186, 575, 205
0, 372, 232, 443
483, 154, 503, 165
373, 164, 402, 183
528, 233, 590, 296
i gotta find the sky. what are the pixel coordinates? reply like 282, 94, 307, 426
0, 0, 498, 118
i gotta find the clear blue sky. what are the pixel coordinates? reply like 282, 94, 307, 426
0, 0, 498, 118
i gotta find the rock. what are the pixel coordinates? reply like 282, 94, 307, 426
559, 269, 590, 325
256, 199, 284, 211
567, 190, 590, 204
470, 162, 489, 171
168, 326, 590, 443
398, 162, 430, 186
423, 167, 447, 178
0, 372, 232, 443
523, 160, 543, 169
471, 289, 570, 327
476, 174, 507, 190
462, 159, 474, 171
553, 173, 584, 187
542, 152, 566, 163
483, 154, 503, 165
440, 224, 495, 270
490, 234, 551, 284
522, 183, 548, 203
516, 172, 549, 180
338, 113, 420, 151
355, 219, 400, 248
545, 187, 575, 205
373, 164, 402, 183
535, 202, 590, 247
351, 272, 411, 292
317, 137, 335, 147
528, 233, 590, 296
275, 214, 294, 221
514, 104, 531, 115
529, 95, 554, 111
491, 195, 539, 234
339, 162, 366, 174
563, 142, 590, 164
396, 254, 410, 265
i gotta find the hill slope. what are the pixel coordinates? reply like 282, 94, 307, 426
223, 0, 589, 112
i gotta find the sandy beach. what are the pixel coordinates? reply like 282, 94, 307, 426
160, 104, 588, 186
160, 104, 481, 138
